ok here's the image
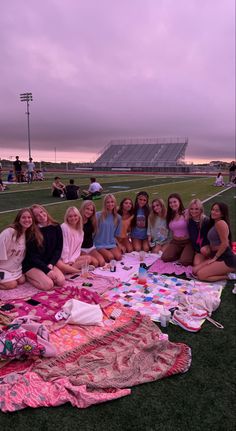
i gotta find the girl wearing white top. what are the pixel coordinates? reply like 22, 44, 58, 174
0, 208, 35, 289
56, 206, 91, 274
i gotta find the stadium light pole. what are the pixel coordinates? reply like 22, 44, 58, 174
20, 92, 33, 159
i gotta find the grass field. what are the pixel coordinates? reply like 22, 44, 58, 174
1, 173, 235, 239
0, 173, 235, 431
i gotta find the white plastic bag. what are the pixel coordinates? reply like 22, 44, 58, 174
62, 299, 103, 325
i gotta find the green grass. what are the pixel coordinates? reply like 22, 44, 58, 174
1, 173, 235, 239
0, 173, 235, 430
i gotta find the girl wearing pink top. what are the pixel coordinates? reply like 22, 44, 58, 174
162, 193, 194, 266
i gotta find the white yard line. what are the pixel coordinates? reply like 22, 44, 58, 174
0, 178, 229, 215
202, 186, 232, 203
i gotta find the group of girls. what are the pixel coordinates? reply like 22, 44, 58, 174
0, 192, 235, 291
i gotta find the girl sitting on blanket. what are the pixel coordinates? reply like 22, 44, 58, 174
187, 199, 210, 266
130, 191, 150, 252
193, 202, 236, 281
56, 206, 92, 274
0, 208, 36, 290
94, 194, 122, 262
162, 193, 194, 266
147, 198, 170, 253
79, 200, 105, 267
22, 205, 65, 291
117, 197, 134, 253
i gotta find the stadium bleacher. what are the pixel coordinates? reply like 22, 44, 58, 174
93, 137, 189, 172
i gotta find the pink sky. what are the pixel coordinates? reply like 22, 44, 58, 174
0, 0, 235, 163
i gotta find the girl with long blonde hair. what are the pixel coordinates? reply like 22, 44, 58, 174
56, 206, 92, 274
94, 194, 122, 262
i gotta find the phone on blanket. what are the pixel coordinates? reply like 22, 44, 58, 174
26, 299, 41, 306
0, 303, 15, 311
69, 274, 80, 280
0, 271, 5, 280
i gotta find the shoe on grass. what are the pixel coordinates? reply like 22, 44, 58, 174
172, 310, 203, 332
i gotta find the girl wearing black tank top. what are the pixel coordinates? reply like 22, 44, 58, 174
193, 202, 236, 281
80, 201, 105, 267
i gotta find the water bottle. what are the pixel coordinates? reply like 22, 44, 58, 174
138, 263, 147, 284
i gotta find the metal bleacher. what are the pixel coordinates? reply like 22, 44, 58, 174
93, 137, 188, 171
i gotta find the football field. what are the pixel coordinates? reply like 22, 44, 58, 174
0, 173, 235, 239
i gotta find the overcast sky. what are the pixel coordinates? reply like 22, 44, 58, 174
0, 0, 235, 163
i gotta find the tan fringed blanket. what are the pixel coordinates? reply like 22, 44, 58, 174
0, 307, 191, 412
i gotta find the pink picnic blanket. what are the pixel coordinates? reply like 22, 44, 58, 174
149, 259, 193, 277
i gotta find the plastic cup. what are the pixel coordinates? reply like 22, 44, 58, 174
139, 251, 145, 262
160, 310, 171, 327
81, 262, 89, 278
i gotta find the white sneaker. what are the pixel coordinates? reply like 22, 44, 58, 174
172, 310, 202, 332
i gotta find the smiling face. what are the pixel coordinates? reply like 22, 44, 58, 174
169, 197, 180, 212
189, 203, 202, 220
152, 201, 162, 215
67, 209, 80, 227
137, 195, 148, 208
211, 204, 222, 221
105, 197, 115, 212
122, 199, 133, 212
19, 210, 33, 231
32, 207, 48, 226
84, 203, 95, 220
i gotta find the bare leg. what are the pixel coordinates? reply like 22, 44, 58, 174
132, 238, 142, 251
97, 248, 114, 262
196, 261, 234, 282
25, 268, 54, 291
142, 239, 150, 252
0, 280, 18, 290
90, 249, 106, 267
110, 247, 122, 260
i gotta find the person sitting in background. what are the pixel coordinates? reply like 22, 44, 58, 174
7, 170, 14, 182
65, 179, 80, 200
35, 170, 44, 181
0, 179, 6, 191
81, 177, 103, 200
214, 172, 224, 187
52, 176, 66, 197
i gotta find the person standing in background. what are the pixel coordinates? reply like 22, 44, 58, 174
26, 157, 35, 183
229, 161, 236, 183
13, 156, 22, 183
